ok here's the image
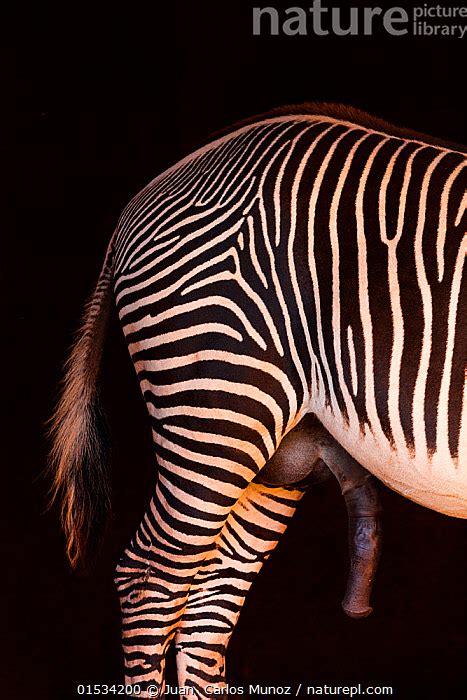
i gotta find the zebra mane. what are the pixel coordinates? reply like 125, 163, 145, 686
203, 102, 467, 154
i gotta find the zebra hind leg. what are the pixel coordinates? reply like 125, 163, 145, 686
174, 481, 305, 697
114, 456, 260, 698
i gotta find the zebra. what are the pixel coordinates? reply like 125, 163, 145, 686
49, 103, 467, 698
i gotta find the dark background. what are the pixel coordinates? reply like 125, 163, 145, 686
2, 2, 466, 699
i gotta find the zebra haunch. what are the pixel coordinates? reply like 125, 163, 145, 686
48, 103, 467, 698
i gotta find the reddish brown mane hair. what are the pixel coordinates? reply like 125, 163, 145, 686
204, 102, 467, 154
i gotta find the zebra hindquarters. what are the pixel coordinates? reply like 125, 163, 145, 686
174, 481, 305, 696
113, 215, 306, 695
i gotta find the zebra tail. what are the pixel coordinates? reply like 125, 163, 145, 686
47, 241, 115, 570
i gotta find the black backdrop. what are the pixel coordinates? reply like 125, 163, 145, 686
2, 2, 466, 699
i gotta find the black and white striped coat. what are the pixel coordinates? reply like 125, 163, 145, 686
49, 104, 466, 697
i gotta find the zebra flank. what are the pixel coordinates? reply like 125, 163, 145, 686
49, 103, 467, 696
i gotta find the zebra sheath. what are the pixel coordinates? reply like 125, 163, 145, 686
49, 104, 466, 697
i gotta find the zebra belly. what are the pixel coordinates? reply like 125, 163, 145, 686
311, 404, 467, 518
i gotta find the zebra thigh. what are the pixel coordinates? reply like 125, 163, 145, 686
174, 481, 305, 696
